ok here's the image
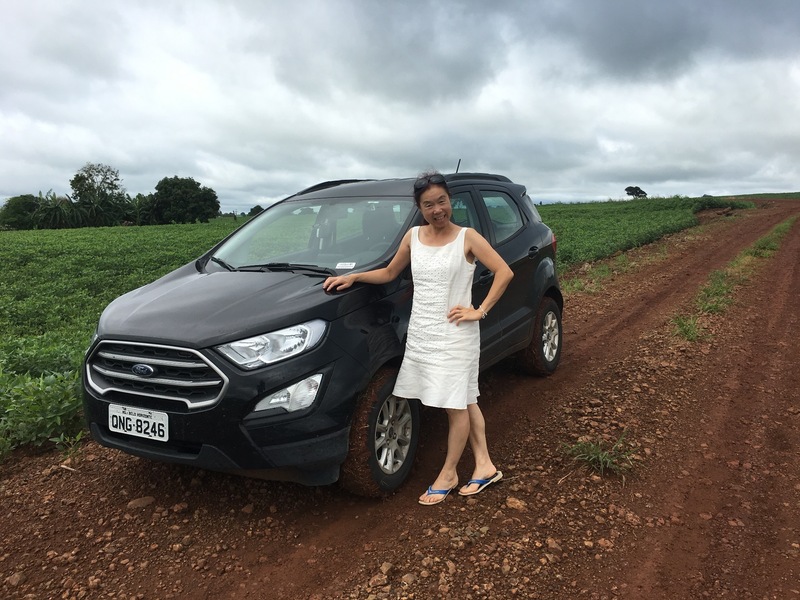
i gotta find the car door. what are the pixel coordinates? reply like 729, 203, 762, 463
473, 186, 539, 354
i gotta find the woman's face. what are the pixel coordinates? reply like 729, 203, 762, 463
418, 185, 452, 228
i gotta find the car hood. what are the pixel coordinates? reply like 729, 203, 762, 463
96, 262, 358, 348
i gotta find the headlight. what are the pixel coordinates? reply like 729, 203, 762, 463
253, 374, 322, 413
215, 319, 326, 369
85, 330, 99, 355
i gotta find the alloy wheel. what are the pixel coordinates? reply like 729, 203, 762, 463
374, 395, 413, 475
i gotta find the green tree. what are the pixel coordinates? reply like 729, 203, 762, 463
150, 176, 219, 224
625, 186, 647, 198
33, 191, 80, 229
127, 193, 155, 225
0, 194, 40, 230
248, 205, 264, 217
70, 162, 128, 227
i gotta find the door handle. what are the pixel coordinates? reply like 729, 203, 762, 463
528, 246, 539, 258
477, 269, 494, 285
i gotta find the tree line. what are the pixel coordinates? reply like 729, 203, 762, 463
0, 163, 222, 230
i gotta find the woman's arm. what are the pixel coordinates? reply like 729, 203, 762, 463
322, 230, 412, 292
448, 228, 514, 324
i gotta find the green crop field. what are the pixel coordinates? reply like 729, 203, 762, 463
540, 199, 697, 267
0, 195, 756, 457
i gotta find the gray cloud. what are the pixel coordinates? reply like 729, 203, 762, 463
1, 0, 799, 212
522, 0, 800, 80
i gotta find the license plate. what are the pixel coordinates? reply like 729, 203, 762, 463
108, 404, 169, 442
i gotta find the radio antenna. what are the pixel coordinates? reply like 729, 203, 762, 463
455, 159, 461, 173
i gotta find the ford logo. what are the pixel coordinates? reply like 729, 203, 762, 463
131, 363, 156, 377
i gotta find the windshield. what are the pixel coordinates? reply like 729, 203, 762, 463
213, 196, 415, 272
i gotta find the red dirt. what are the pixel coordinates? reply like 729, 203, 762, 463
2, 199, 799, 600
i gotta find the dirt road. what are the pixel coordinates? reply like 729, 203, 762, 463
2, 199, 799, 599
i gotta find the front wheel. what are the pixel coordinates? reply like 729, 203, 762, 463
339, 367, 420, 497
519, 296, 562, 376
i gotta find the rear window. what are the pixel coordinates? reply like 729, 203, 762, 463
481, 191, 524, 244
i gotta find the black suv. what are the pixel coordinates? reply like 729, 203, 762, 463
82, 173, 562, 496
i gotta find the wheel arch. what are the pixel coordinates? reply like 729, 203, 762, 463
530, 255, 563, 316
338, 363, 420, 497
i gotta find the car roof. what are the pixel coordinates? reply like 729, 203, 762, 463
291, 173, 526, 200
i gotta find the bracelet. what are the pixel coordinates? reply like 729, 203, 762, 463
477, 305, 488, 320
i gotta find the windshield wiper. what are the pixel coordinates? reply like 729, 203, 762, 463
210, 256, 235, 271
236, 262, 337, 277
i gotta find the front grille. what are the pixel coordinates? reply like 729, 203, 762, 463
86, 341, 228, 408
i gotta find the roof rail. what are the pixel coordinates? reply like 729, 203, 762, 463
297, 179, 373, 195
445, 173, 512, 183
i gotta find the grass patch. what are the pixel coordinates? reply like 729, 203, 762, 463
696, 270, 737, 314
50, 430, 87, 461
560, 254, 635, 294
742, 217, 794, 259
561, 432, 636, 477
561, 263, 613, 294
672, 314, 703, 341
613, 253, 631, 272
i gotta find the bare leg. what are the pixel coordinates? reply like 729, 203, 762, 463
459, 403, 498, 495
419, 408, 469, 504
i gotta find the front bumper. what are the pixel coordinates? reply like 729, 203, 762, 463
82, 343, 369, 486
88, 421, 350, 485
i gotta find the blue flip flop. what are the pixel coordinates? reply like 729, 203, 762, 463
419, 484, 457, 505
458, 471, 503, 496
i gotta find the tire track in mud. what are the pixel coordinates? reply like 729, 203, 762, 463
608, 212, 800, 598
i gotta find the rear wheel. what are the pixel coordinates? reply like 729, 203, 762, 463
339, 367, 420, 497
519, 296, 562, 376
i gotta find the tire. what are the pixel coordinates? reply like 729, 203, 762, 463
519, 296, 562, 376
339, 367, 420, 497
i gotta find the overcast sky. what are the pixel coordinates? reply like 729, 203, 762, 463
2, 0, 799, 213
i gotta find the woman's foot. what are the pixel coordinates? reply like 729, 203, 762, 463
458, 470, 503, 496
418, 477, 458, 505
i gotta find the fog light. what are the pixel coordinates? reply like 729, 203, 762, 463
254, 374, 322, 413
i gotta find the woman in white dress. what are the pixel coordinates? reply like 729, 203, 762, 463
323, 172, 514, 505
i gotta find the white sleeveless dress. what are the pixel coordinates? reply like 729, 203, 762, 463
393, 226, 480, 409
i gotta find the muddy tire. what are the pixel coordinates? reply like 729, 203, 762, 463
339, 367, 420, 497
519, 296, 562, 376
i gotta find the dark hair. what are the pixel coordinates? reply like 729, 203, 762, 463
412, 171, 450, 206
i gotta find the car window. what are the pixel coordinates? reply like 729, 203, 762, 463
450, 191, 481, 233
213, 197, 414, 270
481, 191, 524, 244
524, 194, 543, 222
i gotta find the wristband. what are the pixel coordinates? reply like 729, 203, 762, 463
478, 305, 488, 320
